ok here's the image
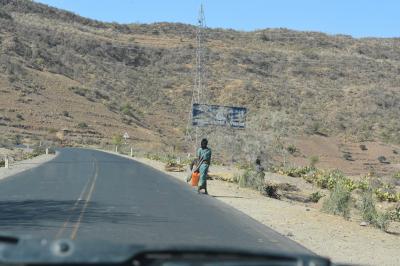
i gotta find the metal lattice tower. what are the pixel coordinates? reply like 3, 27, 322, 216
185, 4, 207, 150
194, 3, 206, 105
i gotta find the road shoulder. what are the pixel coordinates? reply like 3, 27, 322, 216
97, 150, 400, 266
0, 153, 58, 181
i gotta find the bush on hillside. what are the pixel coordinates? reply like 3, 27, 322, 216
111, 134, 123, 146
77, 122, 88, 129
236, 169, 265, 192
322, 179, 352, 219
342, 152, 353, 161
309, 191, 325, 203
359, 144, 368, 151
286, 144, 298, 155
359, 188, 391, 231
261, 182, 280, 199
309, 155, 319, 168
378, 156, 389, 164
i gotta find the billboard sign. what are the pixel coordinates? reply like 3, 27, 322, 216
192, 103, 247, 129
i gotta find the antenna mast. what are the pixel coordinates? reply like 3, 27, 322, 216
186, 4, 206, 150
194, 3, 206, 105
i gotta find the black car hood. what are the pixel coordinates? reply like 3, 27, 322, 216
0, 235, 333, 265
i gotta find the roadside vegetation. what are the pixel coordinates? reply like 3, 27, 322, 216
224, 163, 399, 232
273, 166, 400, 202
0, 136, 56, 167
322, 179, 352, 219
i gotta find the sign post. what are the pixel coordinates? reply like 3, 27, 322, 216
123, 132, 129, 144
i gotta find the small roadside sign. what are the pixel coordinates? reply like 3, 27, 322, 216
123, 132, 129, 144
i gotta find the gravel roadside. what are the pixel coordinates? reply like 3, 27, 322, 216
0, 153, 58, 181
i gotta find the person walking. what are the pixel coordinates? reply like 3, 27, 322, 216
197, 138, 212, 194
255, 158, 264, 173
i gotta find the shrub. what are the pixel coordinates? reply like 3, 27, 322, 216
342, 152, 353, 161
276, 166, 362, 192
360, 189, 378, 223
261, 182, 280, 199
77, 122, 88, 129
393, 172, 400, 180
62, 111, 70, 117
146, 153, 162, 161
309, 121, 322, 134
69, 86, 89, 97
260, 34, 272, 42
322, 179, 352, 219
359, 144, 368, 151
375, 212, 390, 231
375, 185, 400, 202
309, 191, 325, 203
237, 169, 265, 192
120, 103, 133, 116
356, 178, 370, 191
16, 113, 24, 120
30, 146, 43, 157
48, 128, 57, 134
31, 146, 56, 156
378, 156, 389, 164
305, 169, 350, 190
360, 186, 392, 231
235, 162, 253, 170
112, 134, 123, 146
391, 177, 400, 187
369, 177, 383, 190
0, 9, 12, 20
232, 173, 240, 183
145, 153, 191, 166
309, 155, 319, 168
12, 134, 22, 145
388, 206, 400, 222
277, 166, 313, 177
286, 144, 298, 155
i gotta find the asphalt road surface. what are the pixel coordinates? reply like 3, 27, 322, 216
0, 148, 312, 255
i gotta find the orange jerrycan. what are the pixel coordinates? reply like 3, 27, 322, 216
191, 172, 200, 186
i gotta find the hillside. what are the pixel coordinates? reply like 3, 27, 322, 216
1, 0, 400, 174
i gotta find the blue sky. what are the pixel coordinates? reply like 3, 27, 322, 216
34, 0, 400, 38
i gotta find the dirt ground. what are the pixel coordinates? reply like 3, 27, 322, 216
129, 156, 400, 266
288, 135, 400, 177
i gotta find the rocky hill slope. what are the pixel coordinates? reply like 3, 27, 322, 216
1, 0, 400, 167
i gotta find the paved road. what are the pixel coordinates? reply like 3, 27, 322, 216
0, 148, 312, 254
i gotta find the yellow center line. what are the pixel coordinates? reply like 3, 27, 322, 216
70, 159, 99, 240
55, 161, 96, 239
